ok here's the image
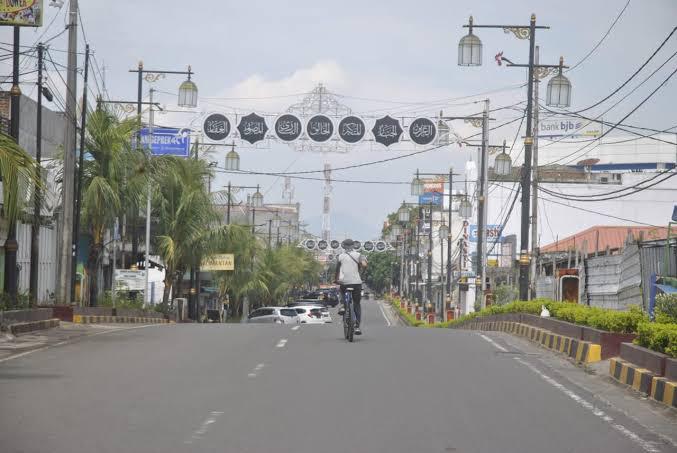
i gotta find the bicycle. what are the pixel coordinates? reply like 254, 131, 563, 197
342, 288, 357, 342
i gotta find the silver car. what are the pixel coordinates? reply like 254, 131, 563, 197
247, 307, 300, 324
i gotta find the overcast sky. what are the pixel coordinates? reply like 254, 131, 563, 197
1, 0, 676, 242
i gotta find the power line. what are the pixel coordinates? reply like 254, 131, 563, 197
539, 171, 676, 201
566, 0, 631, 72
555, 26, 677, 114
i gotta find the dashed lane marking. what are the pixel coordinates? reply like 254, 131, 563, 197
478, 333, 508, 352
276, 339, 288, 348
378, 301, 392, 327
291, 326, 300, 331
515, 357, 660, 453
184, 411, 224, 444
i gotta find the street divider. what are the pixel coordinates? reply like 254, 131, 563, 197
72, 315, 169, 324
609, 358, 655, 396
459, 319, 601, 364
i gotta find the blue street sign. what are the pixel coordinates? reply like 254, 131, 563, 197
138, 127, 191, 157
469, 224, 502, 243
418, 192, 442, 206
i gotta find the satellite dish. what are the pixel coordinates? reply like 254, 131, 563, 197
577, 158, 599, 166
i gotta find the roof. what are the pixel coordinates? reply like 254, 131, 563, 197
540, 225, 668, 254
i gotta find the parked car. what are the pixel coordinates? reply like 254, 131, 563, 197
288, 300, 328, 307
293, 305, 330, 324
247, 307, 300, 324
320, 288, 340, 307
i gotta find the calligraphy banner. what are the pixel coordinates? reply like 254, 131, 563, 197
372, 115, 403, 147
275, 114, 303, 141
204, 113, 230, 141
307, 115, 334, 142
237, 113, 268, 144
338, 116, 366, 143
409, 117, 437, 145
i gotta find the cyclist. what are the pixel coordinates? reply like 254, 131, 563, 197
334, 239, 368, 335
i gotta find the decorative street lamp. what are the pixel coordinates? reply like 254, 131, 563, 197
459, 197, 473, 219
438, 222, 449, 240
225, 149, 240, 171
546, 57, 572, 108
178, 68, 198, 108
410, 170, 424, 196
251, 186, 264, 208
494, 150, 513, 176
391, 223, 403, 238
398, 202, 411, 223
458, 16, 482, 66
459, 14, 571, 301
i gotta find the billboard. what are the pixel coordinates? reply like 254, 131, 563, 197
419, 192, 442, 206
538, 117, 601, 138
139, 127, 191, 157
0, 0, 43, 27
201, 254, 235, 271
469, 224, 502, 243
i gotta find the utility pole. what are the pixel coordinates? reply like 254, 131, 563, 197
427, 202, 433, 313
530, 46, 541, 299
144, 89, 154, 306
71, 44, 89, 304
29, 43, 44, 305
57, 0, 79, 304
415, 207, 422, 307
5, 26, 21, 306
476, 99, 490, 309
446, 168, 454, 318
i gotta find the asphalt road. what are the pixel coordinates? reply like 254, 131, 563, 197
1, 300, 674, 453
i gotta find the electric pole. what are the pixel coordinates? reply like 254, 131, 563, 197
29, 43, 45, 305
476, 99, 490, 309
5, 26, 21, 306
57, 0, 79, 304
530, 46, 541, 299
71, 43, 89, 304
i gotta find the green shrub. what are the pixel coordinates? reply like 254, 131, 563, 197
493, 284, 519, 306
635, 321, 677, 358
655, 293, 677, 324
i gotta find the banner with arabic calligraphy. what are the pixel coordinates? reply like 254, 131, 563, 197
202, 112, 444, 147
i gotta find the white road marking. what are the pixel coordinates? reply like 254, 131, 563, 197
291, 325, 300, 331
478, 333, 508, 352
0, 323, 167, 364
515, 357, 660, 453
185, 411, 224, 444
255, 363, 265, 371
378, 301, 392, 327
276, 339, 288, 348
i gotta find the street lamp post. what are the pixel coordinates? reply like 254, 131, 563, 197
459, 14, 572, 300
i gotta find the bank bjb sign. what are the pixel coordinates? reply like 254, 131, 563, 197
538, 118, 601, 138
201, 254, 235, 271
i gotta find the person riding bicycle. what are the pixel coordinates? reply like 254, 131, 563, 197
334, 239, 368, 335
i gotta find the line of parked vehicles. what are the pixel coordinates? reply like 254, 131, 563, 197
246, 287, 370, 325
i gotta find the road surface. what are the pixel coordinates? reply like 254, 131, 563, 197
1, 300, 674, 453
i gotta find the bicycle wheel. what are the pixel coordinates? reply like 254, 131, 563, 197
343, 305, 350, 340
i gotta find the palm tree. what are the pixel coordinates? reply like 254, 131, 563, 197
80, 109, 139, 305
0, 132, 43, 301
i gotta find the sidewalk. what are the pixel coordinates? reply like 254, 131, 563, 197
0, 322, 149, 362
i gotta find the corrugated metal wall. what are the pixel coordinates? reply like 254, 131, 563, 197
618, 242, 643, 309
639, 242, 677, 310
586, 255, 622, 309
16, 222, 57, 304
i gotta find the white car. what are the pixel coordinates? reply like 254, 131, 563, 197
248, 307, 300, 324
293, 306, 331, 324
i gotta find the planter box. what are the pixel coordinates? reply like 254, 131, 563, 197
584, 328, 637, 360
665, 358, 677, 382
620, 342, 668, 376
522, 314, 584, 340
74, 307, 114, 316
49, 305, 74, 322
0, 308, 53, 324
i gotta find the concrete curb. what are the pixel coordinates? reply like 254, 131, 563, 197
72, 315, 168, 324
609, 358, 655, 396
8, 318, 60, 335
651, 377, 677, 408
462, 320, 601, 364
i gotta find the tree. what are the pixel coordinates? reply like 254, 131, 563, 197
79, 109, 139, 305
0, 133, 42, 227
363, 252, 396, 295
